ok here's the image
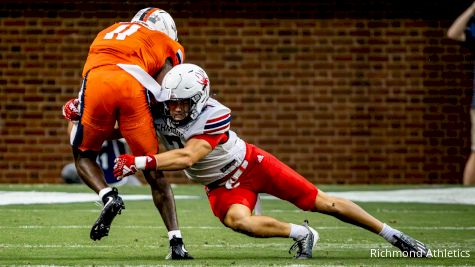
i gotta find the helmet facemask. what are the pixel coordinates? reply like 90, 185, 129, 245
164, 91, 206, 126
161, 64, 211, 126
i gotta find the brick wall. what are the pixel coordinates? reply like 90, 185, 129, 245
0, 0, 472, 184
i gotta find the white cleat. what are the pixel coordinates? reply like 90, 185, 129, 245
289, 220, 319, 259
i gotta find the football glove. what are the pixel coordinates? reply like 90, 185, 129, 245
62, 98, 81, 121
114, 154, 157, 179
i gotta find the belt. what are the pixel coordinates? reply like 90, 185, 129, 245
206, 160, 248, 191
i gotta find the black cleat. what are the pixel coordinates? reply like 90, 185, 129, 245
90, 188, 125, 241
393, 232, 430, 257
288, 220, 319, 259
165, 236, 193, 260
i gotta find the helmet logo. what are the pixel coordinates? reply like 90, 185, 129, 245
148, 13, 160, 24
131, 8, 178, 41
195, 71, 209, 89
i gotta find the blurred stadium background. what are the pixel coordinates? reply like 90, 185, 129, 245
0, 0, 473, 185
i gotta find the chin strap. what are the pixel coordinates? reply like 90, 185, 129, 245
168, 115, 192, 126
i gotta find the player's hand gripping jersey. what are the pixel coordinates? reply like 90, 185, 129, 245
155, 98, 247, 185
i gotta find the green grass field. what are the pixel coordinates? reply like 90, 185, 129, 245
0, 184, 474, 266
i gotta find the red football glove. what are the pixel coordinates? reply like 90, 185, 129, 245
114, 154, 138, 179
62, 98, 81, 121
114, 154, 157, 179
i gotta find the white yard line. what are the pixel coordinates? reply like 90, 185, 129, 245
0, 187, 474, 206
0, 225, 473, 230
0, 242, 468, 250
327, 187, 475, 205
0, 192, 198, 205
261, 187, 475, 205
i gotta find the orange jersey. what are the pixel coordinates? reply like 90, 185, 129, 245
82, 22, 185, 77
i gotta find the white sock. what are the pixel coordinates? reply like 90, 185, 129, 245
98, 187, 112, 200
379, 223, 401, 244
289, 223, 308, 240
168, 230, 182, 240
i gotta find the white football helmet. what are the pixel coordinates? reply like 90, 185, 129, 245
131, 7, 178, 41
162, 63, 210, 123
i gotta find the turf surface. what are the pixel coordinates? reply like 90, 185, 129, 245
0, 184, 474, 266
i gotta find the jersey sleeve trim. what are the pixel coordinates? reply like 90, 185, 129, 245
204, 124, 230, 134
204, 113, 231, 134
176, 49, 184, 64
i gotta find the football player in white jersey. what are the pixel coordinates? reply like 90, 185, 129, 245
110, 63, 430, 259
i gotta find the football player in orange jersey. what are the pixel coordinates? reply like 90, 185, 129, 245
65, 7, 191, 259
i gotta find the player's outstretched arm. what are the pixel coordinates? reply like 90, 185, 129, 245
448, 1, 475, 41
114, 138, 212, 179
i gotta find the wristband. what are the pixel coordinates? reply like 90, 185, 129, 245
135, 155, 157, 170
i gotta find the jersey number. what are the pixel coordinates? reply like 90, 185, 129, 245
104, 24, 141, 40
163, 135, 184, 149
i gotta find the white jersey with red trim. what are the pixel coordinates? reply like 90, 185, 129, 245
154, 98, 246, 185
